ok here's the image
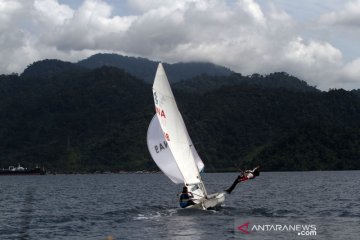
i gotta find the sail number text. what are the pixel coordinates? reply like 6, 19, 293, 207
155, 107, 166, 118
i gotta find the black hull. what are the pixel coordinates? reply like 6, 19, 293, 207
0, 168, 46, 175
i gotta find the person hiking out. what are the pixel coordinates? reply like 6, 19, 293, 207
225, 166, 260, 194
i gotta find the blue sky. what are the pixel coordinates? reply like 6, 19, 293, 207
1, 0, 359, 90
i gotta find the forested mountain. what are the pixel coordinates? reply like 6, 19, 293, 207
22, 59, 87, 79
351, 89, 360, 97
173, 72, 318, 94
77, 53, 233, 83
0, 55, 359, 172
185, 87, 360, 171
1, 66, 153, 172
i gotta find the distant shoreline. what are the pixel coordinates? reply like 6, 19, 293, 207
31, 169, 360, 175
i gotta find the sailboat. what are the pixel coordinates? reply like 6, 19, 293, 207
147, 63, 225, 209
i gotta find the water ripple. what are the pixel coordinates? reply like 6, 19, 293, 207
0, 172, 359, 239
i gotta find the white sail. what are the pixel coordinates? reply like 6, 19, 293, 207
152, 63, 203, 186
148, 63, 226, 209
147, 115, 204, 184
147, 115, 183, 184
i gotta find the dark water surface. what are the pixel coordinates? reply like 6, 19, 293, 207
0, 172, 359, 239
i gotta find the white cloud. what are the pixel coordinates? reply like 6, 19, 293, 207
41, 0, 137, 51
342, 58, 360, 81
0, 0, 359, 90
34, 0, 74, 26
237, 0, 266, 26
284, 38, 342, 67
0, 0, 22, 32
280, 37, 344, 89
319, 0, 360, 27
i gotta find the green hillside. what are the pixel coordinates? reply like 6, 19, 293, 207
0, 56, 359, 172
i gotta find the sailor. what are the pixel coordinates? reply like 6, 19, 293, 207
225, 166, 260, 194
179, 186, 196, 208
237, 167, 260, 182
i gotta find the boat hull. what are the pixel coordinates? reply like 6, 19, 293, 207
188, 192, 225, 210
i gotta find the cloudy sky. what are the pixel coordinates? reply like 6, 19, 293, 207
1, 0, 360, 90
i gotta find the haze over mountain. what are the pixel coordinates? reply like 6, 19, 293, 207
0, 54, 359, 172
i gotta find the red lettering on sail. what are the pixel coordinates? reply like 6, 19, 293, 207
155, 107, 166, 118
160, 110, 166, 118
164, 132, 170, 141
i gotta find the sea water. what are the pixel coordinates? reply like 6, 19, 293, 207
0, 171, 359, 239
